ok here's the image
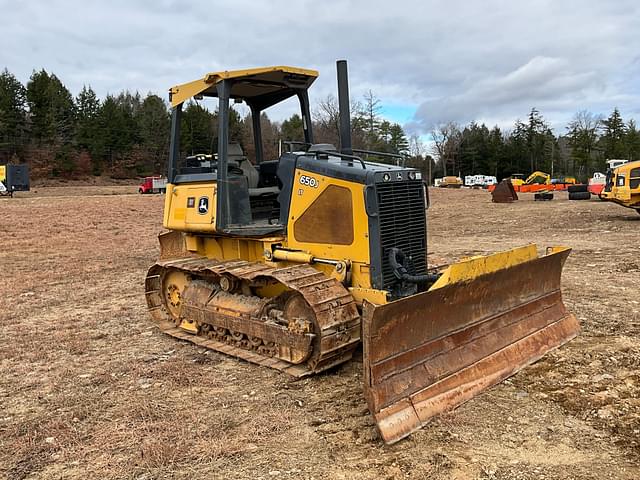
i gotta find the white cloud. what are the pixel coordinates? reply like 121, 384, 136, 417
1, 0, 639, 132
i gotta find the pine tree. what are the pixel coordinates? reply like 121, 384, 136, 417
95, 95, 119, 169
600, 107, 627, 159
228, 107, 245, 146
487, 126, 504, 177
75, 85, 100, 151
388, 123, 409, 155
0, 69, 27, 158
48, 74, 75, 144
506, 120, 528, 174
95, 94, 142, 171
115, 91, 142, 149
26, 70, 75, 144
458, 122, 493, 175
137, 93, 169, 173
181, 102, 215, 155
525, 108, 551, 172
26, 70, 52, 142
280, 114, 304, 142
362, 90, 381, 149
377, 120, 392, 151
624, 119, 640, 161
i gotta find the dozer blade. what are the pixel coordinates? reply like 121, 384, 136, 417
491, 179, 518, 202
362, 245, 579, 444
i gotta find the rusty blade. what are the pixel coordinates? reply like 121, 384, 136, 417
158, 230, 189, 260
491, 179, 518, 202
362, 248, 579, 444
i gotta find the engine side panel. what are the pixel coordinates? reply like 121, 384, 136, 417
285, 167, 372, 288
164, 182, 218, 232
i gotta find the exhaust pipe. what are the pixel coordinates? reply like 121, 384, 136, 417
336, 60, 353, 156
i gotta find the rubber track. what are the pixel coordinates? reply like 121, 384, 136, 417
144, 257, 361, 377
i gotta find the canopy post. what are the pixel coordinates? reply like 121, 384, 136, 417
297, 90, 314, 145
216, 80, 231, 229
250, 105, 264, 164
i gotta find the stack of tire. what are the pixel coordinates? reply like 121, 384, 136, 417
534, 192, 554, 201
568, 184, 590, 200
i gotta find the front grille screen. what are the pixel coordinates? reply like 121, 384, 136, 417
376, 180, 427, 289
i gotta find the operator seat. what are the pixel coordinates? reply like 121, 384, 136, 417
229, 143, 279, 197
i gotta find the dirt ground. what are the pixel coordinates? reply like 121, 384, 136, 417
1, 186, 639, 480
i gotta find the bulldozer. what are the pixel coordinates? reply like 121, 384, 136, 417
145, 60, 579, 444
600, 160, 640, 214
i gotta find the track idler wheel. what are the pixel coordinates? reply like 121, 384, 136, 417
161, 269, 190, 325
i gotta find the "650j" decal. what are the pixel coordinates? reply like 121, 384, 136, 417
299, 174, 319, 188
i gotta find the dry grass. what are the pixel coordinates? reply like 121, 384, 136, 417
1, 186, 639, 479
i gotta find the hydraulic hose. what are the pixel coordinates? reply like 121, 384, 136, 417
388, 247, 439, 284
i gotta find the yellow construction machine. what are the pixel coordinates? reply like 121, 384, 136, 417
524, 171, 551, 185
509, 171, 551, 187
509, 173, 525, 186
600, 160, 640, 214
145, 61, 579, 444
439, 176, 463, 188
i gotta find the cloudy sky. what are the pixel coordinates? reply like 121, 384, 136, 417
2, 0, 639, 136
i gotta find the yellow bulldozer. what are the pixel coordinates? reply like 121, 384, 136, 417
600, 160, 640, 214
145, 61, 579, 444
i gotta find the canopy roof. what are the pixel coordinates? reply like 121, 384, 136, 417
168, 66, 318, 109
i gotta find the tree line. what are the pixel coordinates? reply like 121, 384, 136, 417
0, 68, 414, 179
0, 69, 171, 178
1, 67, 638, 182
431, 107, 640, 181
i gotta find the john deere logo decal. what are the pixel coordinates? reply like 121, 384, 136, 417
197, 196, 209, 215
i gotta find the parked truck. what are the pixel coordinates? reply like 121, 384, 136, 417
138, 176, 167, 194
588, 172, 606, 197
464, 175, 497, 188
0, 164, 30, 197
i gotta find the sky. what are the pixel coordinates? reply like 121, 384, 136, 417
2, 0, 639, 137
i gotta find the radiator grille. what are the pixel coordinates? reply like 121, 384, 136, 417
376, 180, 427, 289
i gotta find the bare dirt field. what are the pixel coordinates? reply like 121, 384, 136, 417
1, 187, 639, 480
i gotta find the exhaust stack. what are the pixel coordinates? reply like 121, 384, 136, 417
336, 60, 353, 156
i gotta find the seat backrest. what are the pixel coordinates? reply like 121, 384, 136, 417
239, 160, 259, 189
227, 144, 259, 189
228, 143, 244, 161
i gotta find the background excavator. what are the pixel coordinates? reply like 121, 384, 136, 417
507, 171, 576, 193
145, 60, 579, 444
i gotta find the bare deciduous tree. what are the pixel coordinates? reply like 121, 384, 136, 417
566, 110, 602, 173
431, 122, 461, 176
408, 133, 424, 158
313, 94, 340, 146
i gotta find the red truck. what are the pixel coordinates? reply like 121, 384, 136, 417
138, 176, 167, 194
588, 172, 606, 197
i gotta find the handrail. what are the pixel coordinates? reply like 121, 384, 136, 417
313, 150, 367, 169
353, 148, 406, 167
283, 141, 311, 150
353, 148, 403, 159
